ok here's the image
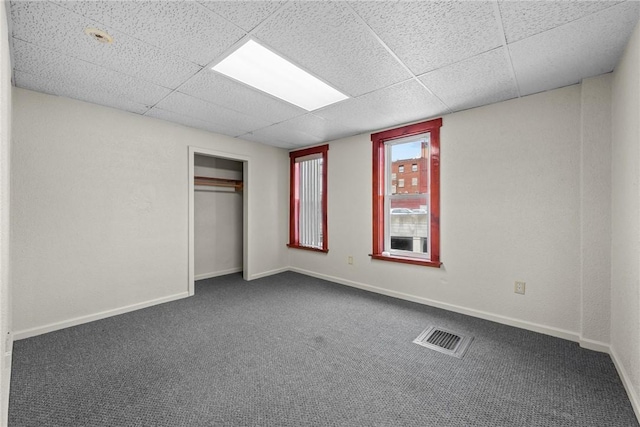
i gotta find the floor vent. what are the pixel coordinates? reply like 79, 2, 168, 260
413, 326, 473, 358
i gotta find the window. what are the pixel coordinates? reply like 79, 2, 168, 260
288, 145, 328, 252
371, 118, 442, 267
412, 164, 418, 172
399, 165, 405, 173
398, 178, 404, 188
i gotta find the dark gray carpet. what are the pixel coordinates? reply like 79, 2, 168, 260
8, 271, 639, 426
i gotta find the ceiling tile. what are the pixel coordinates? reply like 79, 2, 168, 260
52, 1, 247, 66
315, 79, 449, 135
10, 1, 201, 88
274, 113, 358, 143
419, 48, 519, 112
499, 0, 624, 43
311, 99, 382, 136
7, 0, 639, 150
197, 0, 287, 32
254, 1, 410, 97
12, 39, 171, 108
240, 124, 323, 148
15, 70, 149, 115
179, 69, 306, 124
510, 1, 640, 97
152, 92, 271, 134
349, 1, 502, 75
371, 80, 451, 126
243, 113, 357, 148
145, 107, 246, 137
239, 131, 299, 149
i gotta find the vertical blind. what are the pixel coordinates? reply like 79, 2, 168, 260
298, 157, 323, 249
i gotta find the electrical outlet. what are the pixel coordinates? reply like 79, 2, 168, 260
348, 256, 353, 265
515, 281, 526, 295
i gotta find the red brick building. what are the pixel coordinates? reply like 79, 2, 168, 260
390, 156, 428, 210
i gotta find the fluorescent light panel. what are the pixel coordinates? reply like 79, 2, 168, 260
212, 40, 348, 111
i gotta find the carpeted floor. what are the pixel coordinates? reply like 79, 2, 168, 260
8, 272, 639, 426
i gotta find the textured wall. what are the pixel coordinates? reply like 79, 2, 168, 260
580, 74, 612, 346
11, 88, 289, 336
290, 85, 584, 338
194, 155, 243, 278
611, 20, 640, 416
1, 2, 12, 424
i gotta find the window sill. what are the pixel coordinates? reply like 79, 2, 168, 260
369, 253, 442, 268
287, 244, 329, 253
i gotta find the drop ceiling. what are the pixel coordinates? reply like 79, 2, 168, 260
6, 1, 640, 149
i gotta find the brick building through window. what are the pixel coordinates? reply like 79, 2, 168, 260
390, 155, 428, 211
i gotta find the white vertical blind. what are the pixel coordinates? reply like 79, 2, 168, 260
299, 157, 323, 249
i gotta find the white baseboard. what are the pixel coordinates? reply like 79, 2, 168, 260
13, 265, 288, 340
610, 346, 640, 423
13, 291, 190, 340
9, 266, 636, 425
289, 267, 581, 344
248, 267, 289, 281
289, 268, 640, 416
578, 336, 610, 353
195, 268, 243, 281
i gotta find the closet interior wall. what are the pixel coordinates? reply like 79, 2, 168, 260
194, 154, 243, 280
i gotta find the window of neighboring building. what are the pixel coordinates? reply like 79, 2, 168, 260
412, 164, 418, 172
398, 178, 404, 188
371, 118, 442, 267
399, 165, 404, 173
288, 144, 328, 252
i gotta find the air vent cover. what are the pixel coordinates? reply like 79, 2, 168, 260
413, 326, 473, 358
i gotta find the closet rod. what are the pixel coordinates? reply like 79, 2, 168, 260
194, 176, 243, 191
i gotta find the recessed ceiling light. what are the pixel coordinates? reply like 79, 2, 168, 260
84, 28, 113, 44
212, 40, 348, 111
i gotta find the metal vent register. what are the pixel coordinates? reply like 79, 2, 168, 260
413, 326, 473, 358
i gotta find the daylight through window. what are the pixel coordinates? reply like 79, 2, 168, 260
288, 145, 328, 252
371, 118, 442, 267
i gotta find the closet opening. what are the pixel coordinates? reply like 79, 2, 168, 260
188, 147, 250, 295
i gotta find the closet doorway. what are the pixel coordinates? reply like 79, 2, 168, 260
188, 147, 249, 295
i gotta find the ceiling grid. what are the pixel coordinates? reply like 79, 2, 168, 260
492, 1, 521, 98
6, 0, 639, 148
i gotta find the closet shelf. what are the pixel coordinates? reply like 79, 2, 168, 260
194, 176, 243, 192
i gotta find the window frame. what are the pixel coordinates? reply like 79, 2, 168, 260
371, 118, 442, 268
288, 144, 329, 253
